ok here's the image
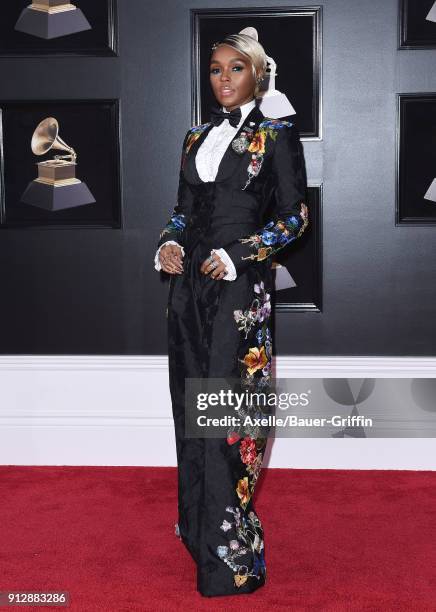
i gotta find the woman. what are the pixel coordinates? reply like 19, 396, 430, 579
154, 32, 309, 597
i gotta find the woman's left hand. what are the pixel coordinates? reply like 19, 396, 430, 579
200, 252, 228, 280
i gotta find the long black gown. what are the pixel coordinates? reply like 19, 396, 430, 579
156, 101, 309, 597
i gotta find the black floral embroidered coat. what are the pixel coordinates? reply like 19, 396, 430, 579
156, 101, 309, 597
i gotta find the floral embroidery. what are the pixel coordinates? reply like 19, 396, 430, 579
236, 476, 251, 509
229, 433, 267, 511
246, 449, 264, 487
243, 346, 268, 376
238, 118, 309, 263
233, 281, 272, 395
185, 123, 210, 154
158, 211, 186, 240
239, 435, 266, 497
238, 203, 309, 263
216, 506, 266, 588
233, 280, 271, 340
239, 436, 257, 464
242, 118, 293, 190
213, 279, 273, 588
231, 279, 272, 469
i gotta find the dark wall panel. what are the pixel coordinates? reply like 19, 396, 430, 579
0, 0, 435, 355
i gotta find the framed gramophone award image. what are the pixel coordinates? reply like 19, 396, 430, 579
191, 6, 322, 140
0, 0, 117, 56
20, 116, 96, 211
396, 94, 436, 225
0, 99, 122, 228
399, 0, 436, 49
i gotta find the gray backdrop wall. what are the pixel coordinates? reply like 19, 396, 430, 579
0, 0, 435, 355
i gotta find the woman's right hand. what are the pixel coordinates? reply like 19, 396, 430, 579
159, 244, 184, 274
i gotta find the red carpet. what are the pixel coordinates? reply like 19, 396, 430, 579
0, 466, 435, 611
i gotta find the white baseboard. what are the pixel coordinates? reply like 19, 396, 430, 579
0, 355, 434, 470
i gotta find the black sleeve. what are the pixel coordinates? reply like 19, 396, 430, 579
221, 122, 309, 276
157, 129, 195, 249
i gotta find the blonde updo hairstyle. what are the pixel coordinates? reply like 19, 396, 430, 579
211, 33, 268, 98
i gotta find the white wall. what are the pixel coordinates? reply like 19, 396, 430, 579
0, 355, 434, 470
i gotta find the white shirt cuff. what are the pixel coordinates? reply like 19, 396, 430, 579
154, 240, 185, 271
211, 248, 237, 281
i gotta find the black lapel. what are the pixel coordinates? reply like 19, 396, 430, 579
182, 101, 266, 185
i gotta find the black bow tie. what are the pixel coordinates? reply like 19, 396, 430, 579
210, 105, 242, 128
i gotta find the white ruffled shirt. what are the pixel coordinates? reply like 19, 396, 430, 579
154, 98, 257, 280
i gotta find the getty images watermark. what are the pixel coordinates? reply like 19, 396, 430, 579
184, 377, 436, 438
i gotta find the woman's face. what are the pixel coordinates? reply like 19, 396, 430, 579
209, 44, 256, 111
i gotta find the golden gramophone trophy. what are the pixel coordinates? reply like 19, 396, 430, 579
15, 1, 91, 40
20, 117, 96, 211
